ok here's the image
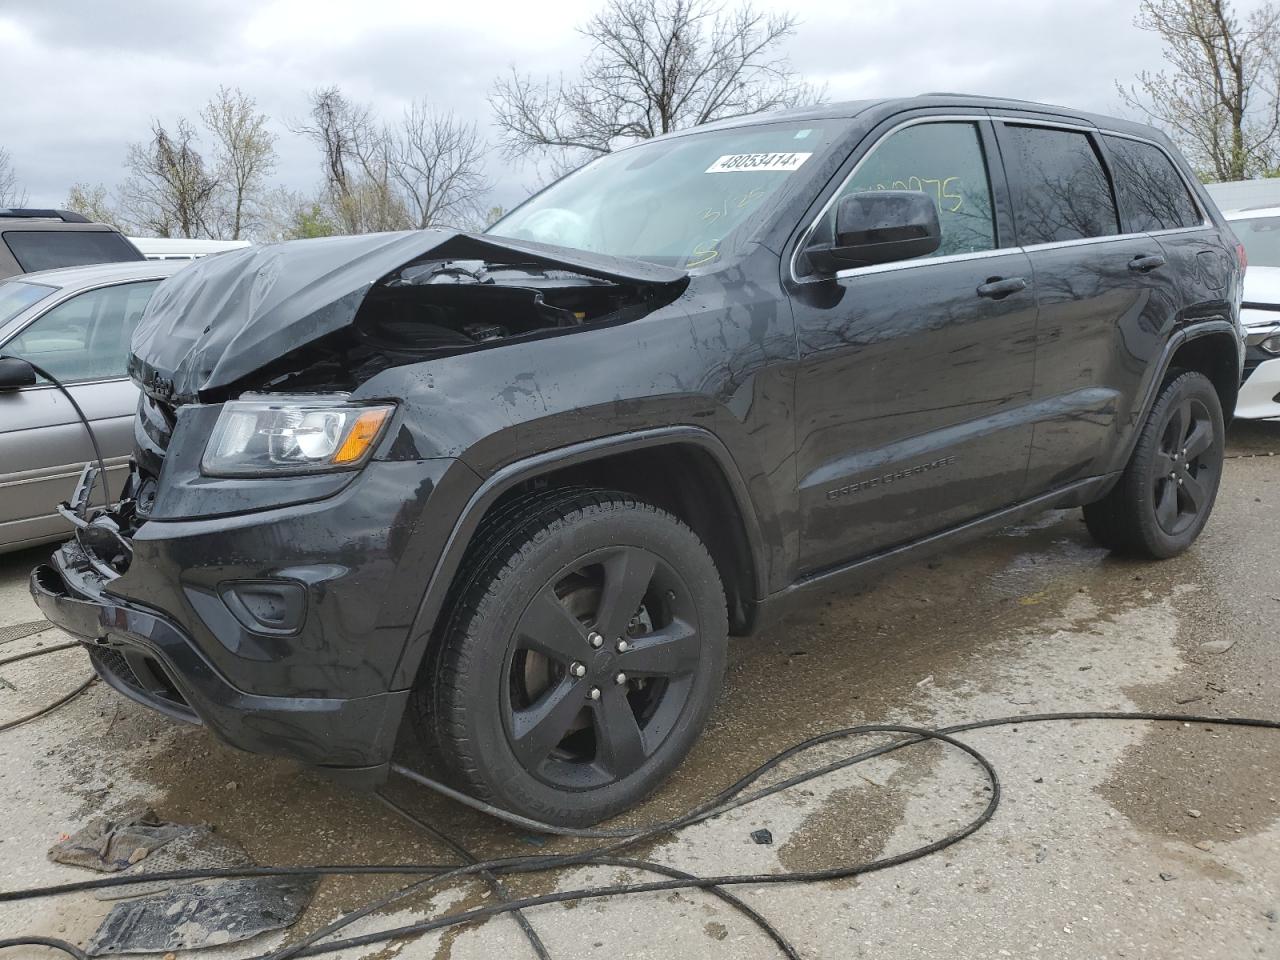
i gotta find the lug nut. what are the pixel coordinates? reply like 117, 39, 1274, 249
614, 672, 627, 685
589, 687, 601, 700
588, 631, 603, 648
616, 639, 629, 652
570, 662, 586, 677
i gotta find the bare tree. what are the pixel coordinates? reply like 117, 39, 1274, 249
0, 148, 27, 207
296, 87, 489, 233
491, 0, 822, 164
119, 118, 220, 238
259, 186, 336, 241
64, 182, 123, 228
390, 102, 489, 228
202, 86, 277, 239
1121, 0, 1280, 181
293, 87, 408, 233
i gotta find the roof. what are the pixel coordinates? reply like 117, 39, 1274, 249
654, 94, 1163, 141
11, 258, 188, 289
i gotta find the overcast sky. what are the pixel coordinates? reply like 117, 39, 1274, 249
0, 0, 1260, 216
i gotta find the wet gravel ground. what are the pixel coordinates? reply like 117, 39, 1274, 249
0, 420, 1278, 960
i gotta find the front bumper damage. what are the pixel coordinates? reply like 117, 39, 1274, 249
30, 454, 462, 788
32, 547, 408, 787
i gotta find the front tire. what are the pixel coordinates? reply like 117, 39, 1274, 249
411, 488, 727, 827
1083, 370, 1225, 559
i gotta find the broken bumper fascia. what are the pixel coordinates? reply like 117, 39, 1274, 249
31, 547, 407, 788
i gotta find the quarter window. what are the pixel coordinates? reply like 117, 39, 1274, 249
1102, 135, 1201, 232
3, 280, 160, 384
817, 121, 997, 261
1002, 125, 1120, 245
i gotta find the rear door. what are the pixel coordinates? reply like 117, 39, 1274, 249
790, 116, 1038, 573
992, 118, 1180, 495
0, 280, 157, 549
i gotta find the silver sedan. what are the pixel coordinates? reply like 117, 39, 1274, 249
0, 259, 188, 553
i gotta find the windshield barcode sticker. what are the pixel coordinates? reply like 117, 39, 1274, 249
705, 152, 812, 174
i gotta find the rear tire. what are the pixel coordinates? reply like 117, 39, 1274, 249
410, 488, 727, 827
1083, 370, 1224, 559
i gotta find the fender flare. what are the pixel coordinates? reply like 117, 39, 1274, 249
389, 425, 769, 690
1106, 317, 1242, 477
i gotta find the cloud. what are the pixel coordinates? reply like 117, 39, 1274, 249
0, 0, 1243, 214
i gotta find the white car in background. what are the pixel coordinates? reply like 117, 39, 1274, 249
1225, 207, 1280, 420
127, 237, 251, 261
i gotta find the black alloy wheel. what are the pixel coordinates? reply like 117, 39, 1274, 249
412, 488, 728, 826
504, 545, 702, 790
1150, 394, 1217, 537
1082, 370, 1225, 559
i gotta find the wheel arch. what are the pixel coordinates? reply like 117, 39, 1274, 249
390, 426, 767, 690
1164, 324, 1241, 420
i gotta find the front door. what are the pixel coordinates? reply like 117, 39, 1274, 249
790, 118, 1038, 575
0, 280, 156, 549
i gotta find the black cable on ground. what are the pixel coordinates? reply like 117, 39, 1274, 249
2, 712, 1278, 960
370, 792, 551, 960
0, 676, 96, 733
0, 641, 81, 667
0, 937, 87, 960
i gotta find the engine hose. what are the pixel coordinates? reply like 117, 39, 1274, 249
1, 712, 1278, 960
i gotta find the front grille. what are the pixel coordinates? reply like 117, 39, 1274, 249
90, 645, 190, 710
91, 647, 141, 688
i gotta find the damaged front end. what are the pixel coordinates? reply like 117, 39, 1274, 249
129, 228, 688, 403
31, 229, 688, 784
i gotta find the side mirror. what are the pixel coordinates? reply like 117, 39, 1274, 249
0, 356, 36, 392
806, 190, 942, 274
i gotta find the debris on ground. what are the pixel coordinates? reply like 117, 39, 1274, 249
48, 804, 191, 873
750, 828, 773, 845
1198, 639, 1237, 655
49, 805, 317, 952
87, 876, 317, 955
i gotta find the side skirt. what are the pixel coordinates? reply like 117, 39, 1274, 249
747, 472, 1118, 634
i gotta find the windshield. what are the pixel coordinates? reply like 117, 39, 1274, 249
488, 120, 848, 269
1233, 215, 1280, 268
0, 280, 55, 328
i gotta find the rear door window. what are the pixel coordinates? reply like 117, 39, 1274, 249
817, 121, 998, 260
1102, 135, 1202, 232
1001, 125, 1120, 245
3, 280, 160, 383
1, 230, 144, 273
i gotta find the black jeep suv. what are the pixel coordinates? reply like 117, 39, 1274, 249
32, 95, 1243, 826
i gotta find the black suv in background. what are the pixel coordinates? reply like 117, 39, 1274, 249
32, 95, 1243, 826
0, 209, 143, 277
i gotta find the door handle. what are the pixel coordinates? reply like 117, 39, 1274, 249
976, 276, 1028, 299
1128, 253, 1167, 272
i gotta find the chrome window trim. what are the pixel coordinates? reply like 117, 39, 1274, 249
789, 114, 996, 285
1018, 231, 1148, 253
790, 111, 1216, 285
832, 246, 1023, 280
10, 376, 133, 393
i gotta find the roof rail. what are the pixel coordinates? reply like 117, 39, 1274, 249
0, 208, 92, 223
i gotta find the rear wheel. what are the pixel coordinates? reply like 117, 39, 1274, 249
411, 488, 727, 826
1083, 370, 1224, 558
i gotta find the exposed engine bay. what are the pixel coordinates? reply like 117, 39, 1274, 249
246, 259, 678, 395
127, 229, 688, 403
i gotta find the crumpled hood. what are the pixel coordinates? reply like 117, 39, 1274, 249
129, 229, 687, 403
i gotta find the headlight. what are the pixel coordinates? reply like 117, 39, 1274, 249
1261, 334, 1280, 355
202, 395, 395, 477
